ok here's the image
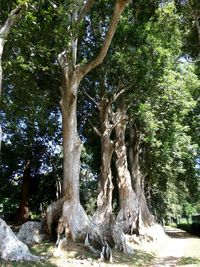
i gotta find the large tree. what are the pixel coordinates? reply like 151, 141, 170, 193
82, 1, 200, 235
46, 0, 131, 251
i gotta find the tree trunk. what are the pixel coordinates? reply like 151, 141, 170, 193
46, 0, 129, 250
15, 160, 31, 225
93, 98, 114, 226
128, 123, 154, 228
114, 108, 139, 234
58, 68, 90, 241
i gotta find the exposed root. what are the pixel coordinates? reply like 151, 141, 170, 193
138, 223, 167, 242
55, 217, 71, 247
100, 242, 113, 263
84, 233, 101, 256
112, 219, 134, 254
116, 206, 139, 235
45, 198, 64, 236
46, 198, 134, 257
61, 200, 89, 242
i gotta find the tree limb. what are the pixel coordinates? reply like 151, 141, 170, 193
88, 119, 102, 137
0, 3, 27, 39
80, 0, 128, 77
84, 91, 99, 108
112, 83, 134, 103
77, 0, 96, 24
84, 233, 101, 256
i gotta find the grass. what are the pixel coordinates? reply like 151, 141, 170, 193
178, 257, 200, 266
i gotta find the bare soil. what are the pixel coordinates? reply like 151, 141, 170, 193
147, 226, 200, 267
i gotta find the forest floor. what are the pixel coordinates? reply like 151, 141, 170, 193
1, 226, 200, 267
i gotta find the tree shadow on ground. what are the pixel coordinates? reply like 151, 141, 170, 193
149, 255, 200, 267
165, 227, 198, 239
150, 256, 180, 266
30, 241, 55, 255
113, 248, 154, 266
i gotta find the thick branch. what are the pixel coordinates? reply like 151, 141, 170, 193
112, 83, 134, 103
80, 0, 128, 76
0, 3, 27, 39
77, 0, 96, 23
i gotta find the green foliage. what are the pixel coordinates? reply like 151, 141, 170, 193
175, 0, 200, 59
80, 1, 200, 221
0, 0, 199, 226
183, 202, 196, 217
133, 3, 200, 219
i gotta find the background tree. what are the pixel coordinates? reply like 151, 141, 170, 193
81, 1, 200, 231
1, 0, 62, 223
0, 0, 28, 150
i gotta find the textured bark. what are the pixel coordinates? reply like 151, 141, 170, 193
45, 198, 64, 236
114, 107, 155, 235
85, 215, 133, 255
57, 68, 91, 240
60, 70, 82, 200
111, 219, 133, 254
114, 108, 139, 234
86, 97, 134, 254
93, 98, 114, 225
47, 0, 129, 249
15, 160, 31, 225
45, 68, 91, 241
128, 123, 154, 228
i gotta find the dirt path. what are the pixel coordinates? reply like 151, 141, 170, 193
148, 226, 200, 267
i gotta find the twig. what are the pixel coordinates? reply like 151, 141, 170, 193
84, 91, 99, 107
